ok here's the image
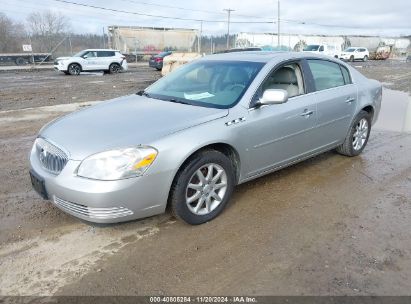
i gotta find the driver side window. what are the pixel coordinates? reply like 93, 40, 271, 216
84, 51, 97, 58
260, 62, 305, 99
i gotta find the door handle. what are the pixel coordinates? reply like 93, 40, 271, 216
345, 97, 355, 103
300, 110, 314, 117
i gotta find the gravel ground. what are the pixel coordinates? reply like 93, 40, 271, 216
0, 59, 410, 296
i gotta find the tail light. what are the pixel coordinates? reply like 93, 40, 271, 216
155, 57, 163, 63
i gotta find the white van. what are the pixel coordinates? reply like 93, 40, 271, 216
303, 44, 341, 58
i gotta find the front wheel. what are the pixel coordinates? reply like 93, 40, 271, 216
336, 110, 371, 157
349, 55, 355, 62
169, 150, 235, 225
68, 63, 81, 75
363, 55, 368, 62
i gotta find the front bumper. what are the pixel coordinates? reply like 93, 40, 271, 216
29, 144, 171, 223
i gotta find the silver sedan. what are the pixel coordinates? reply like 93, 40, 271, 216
29, 52, 382, 225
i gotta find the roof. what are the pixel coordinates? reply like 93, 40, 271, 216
202, 51, 334, 63
82, 49, 119, 52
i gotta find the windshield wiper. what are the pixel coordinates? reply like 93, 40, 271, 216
136, 90, 151, 98
166, 98, 190, 105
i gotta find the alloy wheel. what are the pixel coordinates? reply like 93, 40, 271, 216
69, 64, 80, 75
185, 163, 228, 215
352, 118, 369, 150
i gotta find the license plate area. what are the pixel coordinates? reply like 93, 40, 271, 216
29, 170, 48, 199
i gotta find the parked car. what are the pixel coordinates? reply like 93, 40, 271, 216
303, 44, 341, 58
0, 52, 52, 65
54, 49, 128, 75
30, 52, 382, 225
340, 47, 370, 62
149, 51, 172, 70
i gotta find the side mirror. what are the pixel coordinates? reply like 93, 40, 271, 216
258, 89, 288, 106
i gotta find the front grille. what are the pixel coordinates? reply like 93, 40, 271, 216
36, 138, 68, 175
53, 196, 133, 219
53, 60, 59, 65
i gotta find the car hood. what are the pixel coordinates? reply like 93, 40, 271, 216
40, 95, 228, 160
56, 57, 71, 61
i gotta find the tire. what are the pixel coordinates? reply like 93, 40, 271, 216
15, 57, 26, 65
63, 71, 70, 75
349, 55, 354, 62
363, 55, 368, 62
68, 63, 81, 75
156, 67, 161, 71
109, 63, 121, 74
336, 110, 372, 157
169, 150, 235, 225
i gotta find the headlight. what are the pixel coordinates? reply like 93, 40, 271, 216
77, 146, 158, 180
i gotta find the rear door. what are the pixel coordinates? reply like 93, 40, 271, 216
97, 51, 115, 70
306, 59, 357, 146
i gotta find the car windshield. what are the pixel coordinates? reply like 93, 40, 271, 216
145, 60, 265, 109
73, 50, 87, 57
344, 48, 356, 52
303, 45, 320, 51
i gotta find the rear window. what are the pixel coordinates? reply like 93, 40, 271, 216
97, 51, 115, 57
307, 59, 345, 91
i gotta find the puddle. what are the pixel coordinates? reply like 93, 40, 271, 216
373, 88, 411, 133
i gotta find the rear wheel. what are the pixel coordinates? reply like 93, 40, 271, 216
109, 63, 121, 74
68, 63, 81, 75
336, 110, 371, 157
169, 150, 235, 225
15, 57, 26, 65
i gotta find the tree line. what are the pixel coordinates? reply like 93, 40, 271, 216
0, 10, 236, 56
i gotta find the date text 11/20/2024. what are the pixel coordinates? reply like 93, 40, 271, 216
149, 296, 257, 303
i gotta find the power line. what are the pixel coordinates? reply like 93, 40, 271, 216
118, 0, 277, 21
117, 0, 370, 29
50, 0, 276, 24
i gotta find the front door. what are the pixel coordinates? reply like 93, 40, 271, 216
239, 61, 321, 178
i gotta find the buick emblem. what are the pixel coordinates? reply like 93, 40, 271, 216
40, 147, 47, 161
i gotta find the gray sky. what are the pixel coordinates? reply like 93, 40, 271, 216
1, 0, 410, 36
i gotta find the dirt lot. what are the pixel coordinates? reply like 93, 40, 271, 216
0, 60, 410, 296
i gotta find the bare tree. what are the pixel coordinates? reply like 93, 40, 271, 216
0, 13, 26, 53
26, 10, 71, 52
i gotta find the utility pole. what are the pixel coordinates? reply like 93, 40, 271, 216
102, 27, 106, 49
224, 8, 235, 49
198, 20, 203, 53
277, 0, 280, 46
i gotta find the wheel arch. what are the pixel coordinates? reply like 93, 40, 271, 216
176, 142, 241, 184
166, 142, 241, 209
361, 105, 374, 120
68, 62, 82, 71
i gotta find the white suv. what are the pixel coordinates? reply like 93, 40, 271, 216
340, 47, 369, 62
303, 44, 341, 58
54, 49, 128, 75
